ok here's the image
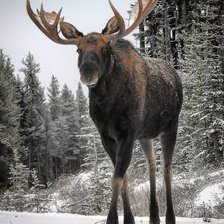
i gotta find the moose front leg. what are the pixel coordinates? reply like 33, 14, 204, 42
121, 174, 135, 224
106, 136, 135, 224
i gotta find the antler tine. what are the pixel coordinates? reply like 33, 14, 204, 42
26, 0, 79, 45
124, 0, 158, 37
38, 4, 61, 36
26, 0, 52, 41
107, 0, 126, 39
124, 0, 144, 36
106, 0, 157, 41
53, 8, 63, 28
142, 0, 158, 18
38, 3, 63, 29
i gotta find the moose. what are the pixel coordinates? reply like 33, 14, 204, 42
26, 0, 183, 223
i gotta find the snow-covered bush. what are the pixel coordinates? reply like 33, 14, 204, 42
130, 170, 224, 218
0, 149, 44, 212
41, 172, 111, 215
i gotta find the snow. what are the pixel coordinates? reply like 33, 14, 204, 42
0, 211, 224, 224
2, 171, 223, 223
195, 182, 224, 207
208, 170, 224, 178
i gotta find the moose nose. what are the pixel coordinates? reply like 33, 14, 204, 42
80, 61, 100, 76
80, 61, 101, 87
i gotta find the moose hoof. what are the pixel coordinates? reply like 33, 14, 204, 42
106, 216, 119, 224
106, 219, 118, 224
165, 217, 175, 224
150, 217, 160, 224
124, 215, 135, 224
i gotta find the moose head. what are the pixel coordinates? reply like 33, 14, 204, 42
26, 0, 157, 87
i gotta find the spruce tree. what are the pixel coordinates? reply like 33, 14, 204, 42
20, 52, 47, 183
2, 148, 30, 211
76, 82, 88, 126
47, 75, 61, 121
0, 50, 22, 187
80, 120, 111, 215
196, 0, 224, 168
76, 82, 90, 169
134, 0, 179, 67
1, 148, 42, 212
14, 75, 28, 160
59, 84, 80, 173
176, 0, 224, 170
46, 75, 61, 179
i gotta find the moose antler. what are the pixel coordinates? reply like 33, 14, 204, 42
27, 0, 157, 44
26, 0, 80, 45
105, 0, 158, 41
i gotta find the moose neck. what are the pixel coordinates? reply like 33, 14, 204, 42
87, 38, 141, 117
88, 42, 117, 100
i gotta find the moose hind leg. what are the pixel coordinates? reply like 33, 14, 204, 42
139, 139, 160, 224
160, 119, 178, 224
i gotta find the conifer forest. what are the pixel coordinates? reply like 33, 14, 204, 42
0, 0, 224, 220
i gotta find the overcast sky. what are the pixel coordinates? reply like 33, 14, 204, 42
0, 0, 137, 95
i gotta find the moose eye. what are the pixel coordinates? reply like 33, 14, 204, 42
76, 49, 81, 54
102, 46, 108, 55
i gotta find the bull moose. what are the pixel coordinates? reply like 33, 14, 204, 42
26, 0, 183, 223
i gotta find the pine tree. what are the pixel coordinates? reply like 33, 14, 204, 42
1, 148, 42, 212
2, 148, 30, 211
0, 50, 23, 187
47, 75, 61, 121
196, 0, 224, 168
76, 82, 90, 169
79, 118, 112, 214
14, 75, 28, 160
134, 0, 179, 67
20, 52, 47, 183
76, 82, 88, 126
46, 75, 61, 180
175, 0, 224, 170
58, 84, 80, 174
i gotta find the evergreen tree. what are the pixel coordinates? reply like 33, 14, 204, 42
80, 120, 111, 214
175, 0, 224, 170
195, 0, 224, 168
0, 50, 22, 187
14, 75, 27, 160
46, 75, 61, 180
76, 82, 88, 126
58, 84, 80, 173
1, 148, 42, 212
47, 75, 61, 121
20, 52, 47, 183
2, 148, 30, 211
76, 82, 90, 169
134, 0, 179, 67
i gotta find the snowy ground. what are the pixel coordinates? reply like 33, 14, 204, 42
0, 211, 224, 224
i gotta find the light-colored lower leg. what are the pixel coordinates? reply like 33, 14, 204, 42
121, 175, 135, 224
140, 139, 160, 224
106, 177, 124, 224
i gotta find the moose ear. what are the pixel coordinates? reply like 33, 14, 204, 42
102, 16, 120, 35
60, 21, 84, 39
